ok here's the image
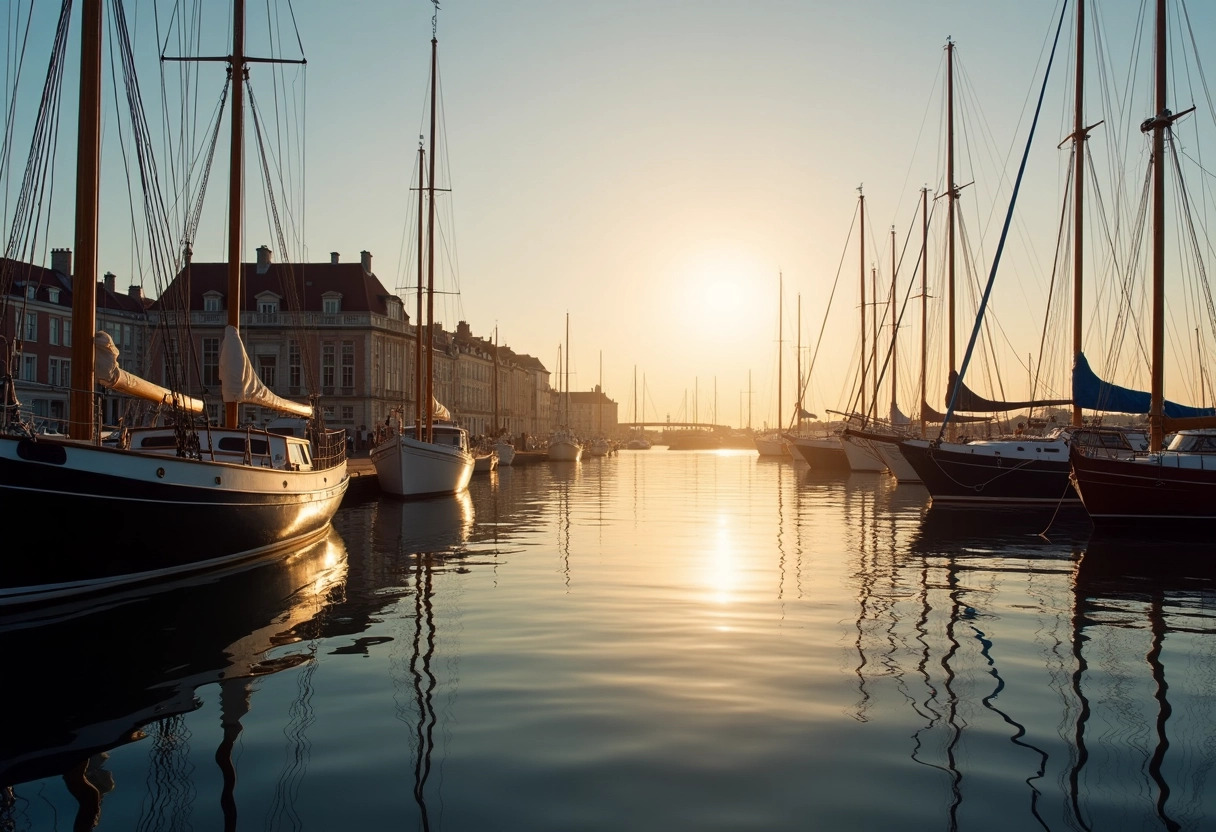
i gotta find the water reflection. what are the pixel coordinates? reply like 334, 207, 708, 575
0, 530, 349, 827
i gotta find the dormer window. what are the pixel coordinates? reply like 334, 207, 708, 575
255, 290, 281, 317
203, 291, 223, 312
47, 288, 60, 303
24, 285, 35, 300
322, 293, 342, 314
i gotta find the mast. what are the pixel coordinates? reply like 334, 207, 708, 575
223, 0, 247, 429
565, 312, 570, 426
889, 225, 897, 422
1148, 0, 1166, 451
859, 189, 867, 422
1070, 0, 1086, 428
919, 187, 929, 436
598, 350, 602, 435
493, 327, 500, 435
871, 263, 878, 420
946, 39, 957, 388
777, 272, 783, 430
425, 33, 438, 442
414, 145, 425, 438
796, 294, 803, 430
69, 0, 102, 441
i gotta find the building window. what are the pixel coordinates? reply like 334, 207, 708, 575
21, 354, 37, 381
323, 296, 341, 314
24, 312, 36, 341
341, 405, 354, 422
47, 288, 60, 303
341, 341, 354, 388
289, 340, 302, 389
204, 294, 222, 313
202, 337, 220, 387
49, 357, 69, 387
322, 343, 335, 388
259, 299, 278, 315
63, 319, 71, 347
24, 285, 35, 300
258, 354, 277, 387
49, 318, 61, 346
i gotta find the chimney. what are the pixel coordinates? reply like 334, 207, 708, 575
51, 247, 72, 278
330, 251, 340, 264
104, 272, 116, 294
361, 250, 372, 275
183, 244, 193, 266
256, 245, 273, 274
128, 285, 144, 302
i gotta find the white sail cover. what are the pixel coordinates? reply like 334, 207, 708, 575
219, 325, 313, 418
432, 396, 451, 421
94, 331, 205, 413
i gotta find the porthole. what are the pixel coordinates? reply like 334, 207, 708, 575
156, 467, 166, 478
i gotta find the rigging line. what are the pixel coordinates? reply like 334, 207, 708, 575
940, 0, 1071, 440
0, 0, 38, 210
805, 204, 858, 413
1030, 150, 1075, 409
1169, 133, 1216, 348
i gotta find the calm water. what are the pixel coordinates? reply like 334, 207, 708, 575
3, 449, 1215, 831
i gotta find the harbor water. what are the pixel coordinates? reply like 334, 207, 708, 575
3, 448, 1214, 831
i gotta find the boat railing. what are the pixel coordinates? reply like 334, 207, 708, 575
312, 427, 349, 470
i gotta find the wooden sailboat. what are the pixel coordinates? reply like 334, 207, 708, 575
1068, 0, 1216, 525
370, 18, 475, 497
894, 27, 1141, 504
548, 313, 583, 461
0, 0, 348, 607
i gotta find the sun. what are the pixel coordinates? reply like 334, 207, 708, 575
677, 245, 768, 324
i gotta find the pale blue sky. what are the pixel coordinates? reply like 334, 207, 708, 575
5, 1, 1215, 427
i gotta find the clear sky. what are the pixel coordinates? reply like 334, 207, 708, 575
5, 1, 1215, 429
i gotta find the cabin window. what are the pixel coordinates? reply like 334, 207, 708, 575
202, 337, 220, 386
218, 436, 270, 456
341, 341, 355, 388
139, 435, 180, 449
288, 443, 307, 468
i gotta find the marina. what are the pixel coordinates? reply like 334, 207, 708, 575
4, 448, 1214, 830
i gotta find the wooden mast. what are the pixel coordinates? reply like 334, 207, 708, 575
1070, 0, 1086, 428
493, 327, 500, 435
69, 0, 102, 441
889, 225, 897, 423
223, 0, 246, 429
425, 33, 438, 443
1148, 0, 1166, 451
946, 38, 957, 390
859, 189, 867, 422
919, 187, 928, 437
414, 145, 425, 438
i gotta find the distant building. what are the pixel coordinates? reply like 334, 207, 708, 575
567, 385, 618, 438
1, 249, 151, 432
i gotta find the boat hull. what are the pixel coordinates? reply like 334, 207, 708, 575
754, 434, 789, 457
786, 436, 850, 471
841, 434, 887, 472
0, 434, 348, 606
899, 437, 1076, 504
495, 442, 516, 466
1070, 445, 1216, 523
843, 428, 922, 482
548, 439, 583, 461
371, 433, 474, 498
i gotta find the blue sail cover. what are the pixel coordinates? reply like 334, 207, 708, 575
1073, 352, 1216, 418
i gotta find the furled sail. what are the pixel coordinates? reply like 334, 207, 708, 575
94, 331, 205, 413
219, 325, 313, 418
889, 404, 911, 426
432, 397, 451, 421
946, 371, 1071, 412
1072, 352, 1216, 418
1073, 352, 1216, 430
918, 399, 989, 424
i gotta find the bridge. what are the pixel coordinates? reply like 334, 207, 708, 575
618, 422, 732, 431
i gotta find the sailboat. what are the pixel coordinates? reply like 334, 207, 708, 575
371, 18, 475, 498
0, 0, 348, 607
547, 313, 583, 462
755, 274, 791, 457
1068, 0, 1216, 525
894, 28, 1146, 505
